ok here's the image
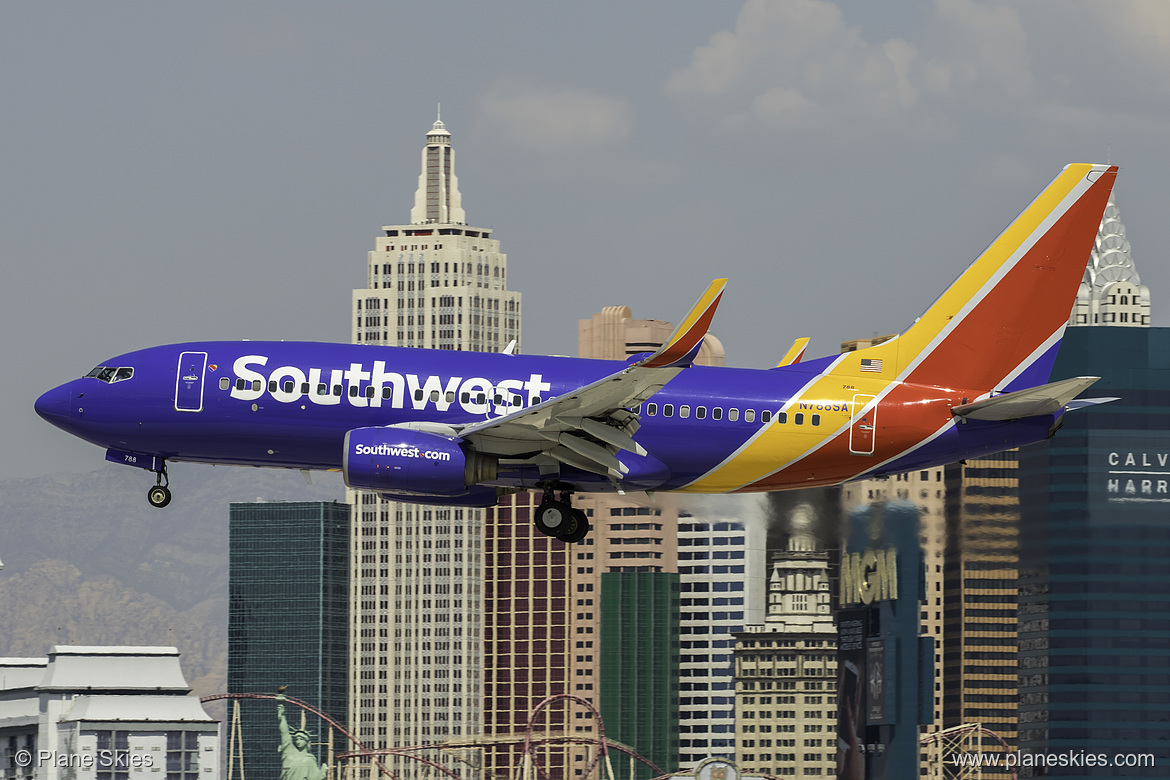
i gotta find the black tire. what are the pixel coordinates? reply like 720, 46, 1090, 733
147, 485, 172, 508
534, 500, 573, 537
557, 510, 590, 544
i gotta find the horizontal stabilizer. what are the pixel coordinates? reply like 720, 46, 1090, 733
951, 376, 1102, 421
1065, 396, 1120, 412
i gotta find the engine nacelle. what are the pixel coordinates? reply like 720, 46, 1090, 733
343, 426, 496, 496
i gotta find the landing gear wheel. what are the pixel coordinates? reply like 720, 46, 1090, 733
557, 509, 590, 544
147, 484, 172, 508
535, 500, 573, 537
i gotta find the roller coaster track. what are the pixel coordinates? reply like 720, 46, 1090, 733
201, 692, 674, 780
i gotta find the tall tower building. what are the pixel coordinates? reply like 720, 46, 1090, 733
1069, 194, 1151, 327
229, 501, 350, 780
348, 116, 521, 777
1018, 326, 1170, 777
734, 499, 838, 779
573, 306, 723, 777
352, 115, 520, 350
677, 513, 767, 768
941, 455, 1019, 780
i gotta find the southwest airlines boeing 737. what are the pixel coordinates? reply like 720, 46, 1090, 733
37, 164, 1118, 542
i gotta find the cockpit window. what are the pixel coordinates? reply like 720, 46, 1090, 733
85, 366, 134, 383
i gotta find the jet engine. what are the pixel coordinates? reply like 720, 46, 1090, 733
343, 426, 497, 495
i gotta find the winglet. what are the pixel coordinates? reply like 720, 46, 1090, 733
775, 337, 811, 368
638, 279, 727, 369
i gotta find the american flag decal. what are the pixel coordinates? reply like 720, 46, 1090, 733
860, 358, 883, 372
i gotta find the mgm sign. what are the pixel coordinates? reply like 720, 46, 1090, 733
839, 546, 899, 606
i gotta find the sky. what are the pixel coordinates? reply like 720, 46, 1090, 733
5, 0, 1170, 479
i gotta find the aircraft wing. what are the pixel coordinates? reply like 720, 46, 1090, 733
950, 376, 1105, 421
454, 279, 727, 479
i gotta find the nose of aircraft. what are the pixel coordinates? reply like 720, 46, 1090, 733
35, 383, 74, 428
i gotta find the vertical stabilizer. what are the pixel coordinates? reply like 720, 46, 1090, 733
832, 164, 1117, 392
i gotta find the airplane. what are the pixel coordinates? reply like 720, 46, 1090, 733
36, 163, 1118, 543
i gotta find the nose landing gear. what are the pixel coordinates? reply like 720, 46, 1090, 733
147, 463, 171, 508
535, 487, 590, 543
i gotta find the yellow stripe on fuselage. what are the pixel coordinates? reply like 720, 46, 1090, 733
680, 373, 891, 493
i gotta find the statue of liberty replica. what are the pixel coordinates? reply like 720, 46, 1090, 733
276, 693, 327, 780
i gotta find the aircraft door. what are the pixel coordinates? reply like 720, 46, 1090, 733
175, 351, 208, 412
849, 394, 877, 455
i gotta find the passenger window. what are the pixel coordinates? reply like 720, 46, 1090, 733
332, 385, 343, 397
461, 392, 471, 404
252, 380, 262, 392
236, 378, 246, 391
447, 391, 456, 403
531, 396, 541, 406
745, 409, 756, 423
350, 386, 359, 398
317, 383, 328, 395
284, 381, 295, 393
795, 413, 805, 425
778, 412, 788, 424
712, 407, 723, 420
365, 386, 376, 398
301, 383, 310, 394
761, 410, 772, 423
512, 394, 522, 407
269, 380, 278, 392
728, 408, 739, 422
680, 405, 691, 418
663, 404, 675, 417
382, 387, 392, 399
696, 406, 707, 420
430, 390, 441, 402
219, 377, 230, 391
415, 389, 425, 401
812, 413, 821, 426
646, 403, 657, 416
476, 393, 487, 404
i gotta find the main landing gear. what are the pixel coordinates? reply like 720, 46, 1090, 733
147, 462, 171, 508
535, 488, 590, 544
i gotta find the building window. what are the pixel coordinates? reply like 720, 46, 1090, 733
166, 731, 200, 780
94, 731, 130, 780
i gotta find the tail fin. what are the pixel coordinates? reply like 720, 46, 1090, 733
831, 164, 1117, 391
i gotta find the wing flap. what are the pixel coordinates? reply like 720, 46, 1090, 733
951, 376, 1102, 421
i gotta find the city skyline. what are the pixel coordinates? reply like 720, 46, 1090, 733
13, 1, 1170, 481
9, 4, 1170, 776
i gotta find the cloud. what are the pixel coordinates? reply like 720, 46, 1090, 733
664, 0, 1034, 133
475, 76, 632, 153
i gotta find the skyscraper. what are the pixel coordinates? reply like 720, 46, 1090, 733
1068, 194, 1150, 327
229, 500, 350, 779
677, 512, 767, 767
1017, 326, 1169, 777
734, 499, 838, 778
942, 455, 1019, 754
576, 305, 724, 776
347, 116, 521, 776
